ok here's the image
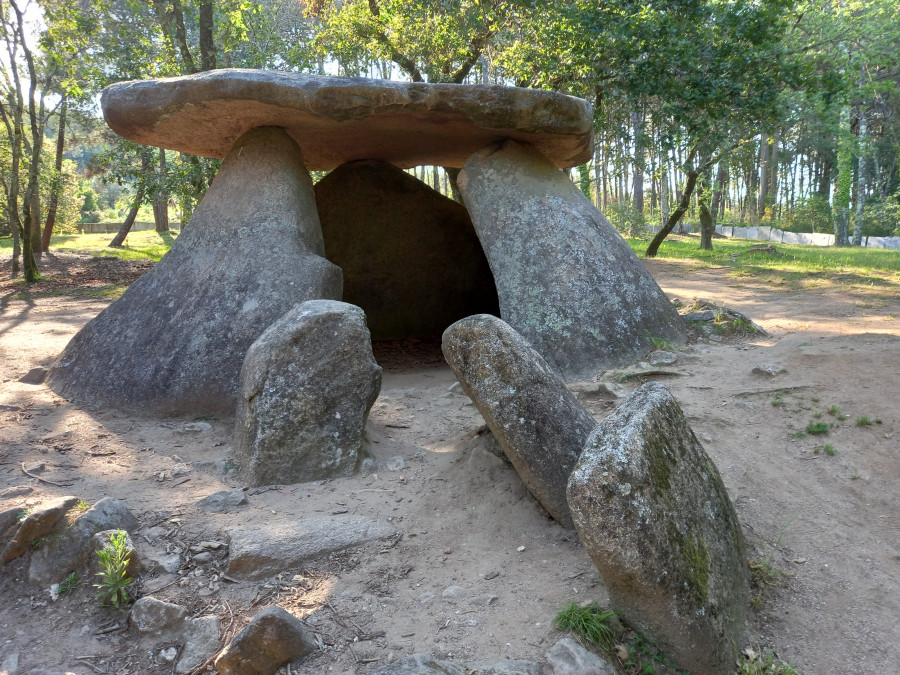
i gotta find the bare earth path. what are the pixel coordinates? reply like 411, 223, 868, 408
1, 253, 898, 674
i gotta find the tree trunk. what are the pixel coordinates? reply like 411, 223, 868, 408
110, 150, 151, 247
41, 95, 67, 252
153, 148, 169, 232
631, 110, 644, 217
698, 173, 714, 250
748, 139, 760, 222
757, 137, 769, 220
198, 0, 217, 71
710, 161, 728, 221
659, 154, 669, 227
853, 71, 867, 246
443, 167, 463, 203
817, 153, 832, 199
768, 131, 779, 217
646, 169, 699, 258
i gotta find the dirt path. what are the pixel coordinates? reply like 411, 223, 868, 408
1, 254, 898, 674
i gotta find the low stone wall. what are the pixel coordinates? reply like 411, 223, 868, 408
79, 221, 156, 234
716, 224, 900, 250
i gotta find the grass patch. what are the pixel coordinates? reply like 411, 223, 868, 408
738, 647, 798, 675
554, 602, 617, 653
1, 230, 178, 262
805, 421, 829, 435
814, 444, 837, 456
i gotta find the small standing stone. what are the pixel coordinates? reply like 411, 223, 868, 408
567, 382, 749, 674
546, 637, 616, 675
215, 606, 316, 675
197, 489, 248, 513
233, 300, 382, 487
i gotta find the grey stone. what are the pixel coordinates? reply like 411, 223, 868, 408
464, 661, 542, 675
226, 515, 396, 580
18, 367, 48, 384
566, 382, 749, 674
441, 585, 462, 602
0, 643, 18, 675
0, 506, 21, 537
546, 637, 615, 675
368, 656, 541, 675
215, 605, 316, 675
1, 485, 33, 499
459, 140, 686, 379
385, 456, 406, 472
101, 70, 593, 169
0, 496, 78, 565
137, 545, 182, 574
22, 462, 45, 474
48, 127, 342, 416
315, 160, 499, 340
442, 315, 597, 528
234, 300, 381, 487
683, 310, 719, 322
176, 615, 221, 674
197, 489, 248, 513
178, 421, 212, 433
752, 363, 786, 377
648, 350, 677, 366
29, 497, 138, 584
130, 597, 188, 634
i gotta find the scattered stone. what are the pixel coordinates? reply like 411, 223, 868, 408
316, 160, 499, 340
29, 497, 139, 584
546, 637, 616, 675
368, 655, 542, 675
683, 310, 718, 322
442, 315, 597, 528
0, 496, 78, 565
158, 647, 179, 664
385, 456, 405, 472
752, 363, 786, 377
22, 461, 45, 474
234, 301, 382, 487
102, 70, 593, 169
648, 350, 678, 366
178, 421, 213, 433
18, 367, 48, 384
417, 591, 436, 605
137, 546, 182, 574
708, 334, 724, 343
130, 597, 189, 634
176, 615, 221, 674
566, 381, 624, 400
567, 382, 749, 674
48, 127, 342, 416
215, 605, 316, 675
459, 139, 685, 379
226, 515, 396, 580
441, 585, 463, 602
0, 643, 18, 674
197, 489, 248, 513
0, 404, 21, 411
0, 507, 21, 537
468, 594, 498, 607
1, 485, 33, 499
192, 552, 213, 563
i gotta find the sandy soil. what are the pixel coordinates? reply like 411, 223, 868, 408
1, 251, 898, 674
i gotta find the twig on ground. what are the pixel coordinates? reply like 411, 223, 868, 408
20, 462, 72, 487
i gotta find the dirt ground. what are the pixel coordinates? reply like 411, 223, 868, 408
1, 251, 898, 675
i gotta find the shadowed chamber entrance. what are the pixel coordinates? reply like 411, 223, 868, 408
314, 159, 499, 365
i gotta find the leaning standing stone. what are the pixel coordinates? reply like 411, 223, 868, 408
567, 382, 749, 674
442, 315, 597, 528
234, 300, 382, 486
459, 140, 686, 379
48, 127, 342, 416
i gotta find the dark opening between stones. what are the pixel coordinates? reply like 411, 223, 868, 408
315, 159, 500, 367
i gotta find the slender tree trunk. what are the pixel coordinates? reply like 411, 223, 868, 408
153, 148, 169, 232
631, 110, 644, 218
768, 131, 779, 218
198, 0, 216, 71
853, 74, 867, 246
443, 167, 463, 203
41, 95, 67, 252
757, 137, 770, 220
817, 153, 832, 199
110, 150, 151, 247
710, 161, 728, 221
646, 169, 699, 258
698, 173, 714, 250
659, 153, 668, 227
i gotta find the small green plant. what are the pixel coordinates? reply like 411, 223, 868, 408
644, 330, 673, 352
788, 430, 805, 439
812, 412, 822, 419
55, 571, 81, 598
738, 646, 798, 674
811, 396, 820, 403
771, 392, 784, 407
814, 444, 837, 456
95, 530, 133, 607
16, 508, 31, 522
850, 472, 862, 480
554, 602, 617, 653
855, 416, 872, 426
805, 421, 829, 435
76, 499, 91, 511
827, 405, 842, 416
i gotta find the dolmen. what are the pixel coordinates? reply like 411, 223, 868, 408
49, 69, 685, 416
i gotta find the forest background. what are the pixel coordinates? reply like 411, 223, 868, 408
1, 0, 899, 282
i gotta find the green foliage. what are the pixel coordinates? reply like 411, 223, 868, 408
553, 602, 617, 653
855, 416, 873, 426
785, 195, 832, 234
76, 499, 91, 511
805, 421, 829, 435
607, 201, 647, 239
738, 647, 798, 675
55, 571, 81, 598
861, 198, 900, 238
94, 530, 133, 608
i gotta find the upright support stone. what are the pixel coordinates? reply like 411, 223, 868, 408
48, 127, 342, 416
567, 382, 749, 674
459, 140, 686, 379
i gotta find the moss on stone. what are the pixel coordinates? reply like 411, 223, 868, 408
682, 533, 710, 603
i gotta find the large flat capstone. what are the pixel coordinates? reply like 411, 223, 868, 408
101, 69, 593, 169
48, 127, 342, 416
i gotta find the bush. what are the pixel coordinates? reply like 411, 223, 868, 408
605, 201, 647, 238
860, 197, 900, 238
80, 211, 101, 224
785, 195, 832, 233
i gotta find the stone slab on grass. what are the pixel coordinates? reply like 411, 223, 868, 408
567, 382, 749, 674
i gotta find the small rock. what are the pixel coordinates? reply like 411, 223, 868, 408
648, 350, 678, 366
177, 615, 222, 674
178, 421, 213, 433
19, 367, 48, 384
215, 606, 316, 675
0, 643, 19, 675
131, 597, 188, 634
566, 381, 624, 400
1, 485, 33, 499
0, 496, 78, 565
683, 310, 718, 322
468, 594, 498, 606
197, 489, 248, 513
193, 551, 213, 563
22, 461, 46, 474
708, 333, 724, 342
417, 591, 436, 605
359, 458, 377, 476
158, 646, 179, 664
546, 637, 616, 675
752, 363, 786, 377
516, 546, 525, 552
385, 456, 406, 471
138, 546, 183, 574
441, 585, 463, 602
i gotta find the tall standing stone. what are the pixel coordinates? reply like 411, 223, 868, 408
567, 382, 749, 674
48, 127, 342, 416
442, 314, 597, 528
459, 140, 686, 379
234, 301, 382, 486
315, 160, 498, 339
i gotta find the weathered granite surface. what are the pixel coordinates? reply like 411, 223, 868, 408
316, 160, 499, 340
48, 127, 342, 416
459, 140, 686, 379
567, 382, 749, 674
101, 69, 593, 169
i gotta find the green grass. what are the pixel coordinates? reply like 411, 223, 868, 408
805, 421, 829, 435
1, 230, 178, 262
738, 647, 798, 675
626, 234, 900, 290
554, 602, 617, 653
